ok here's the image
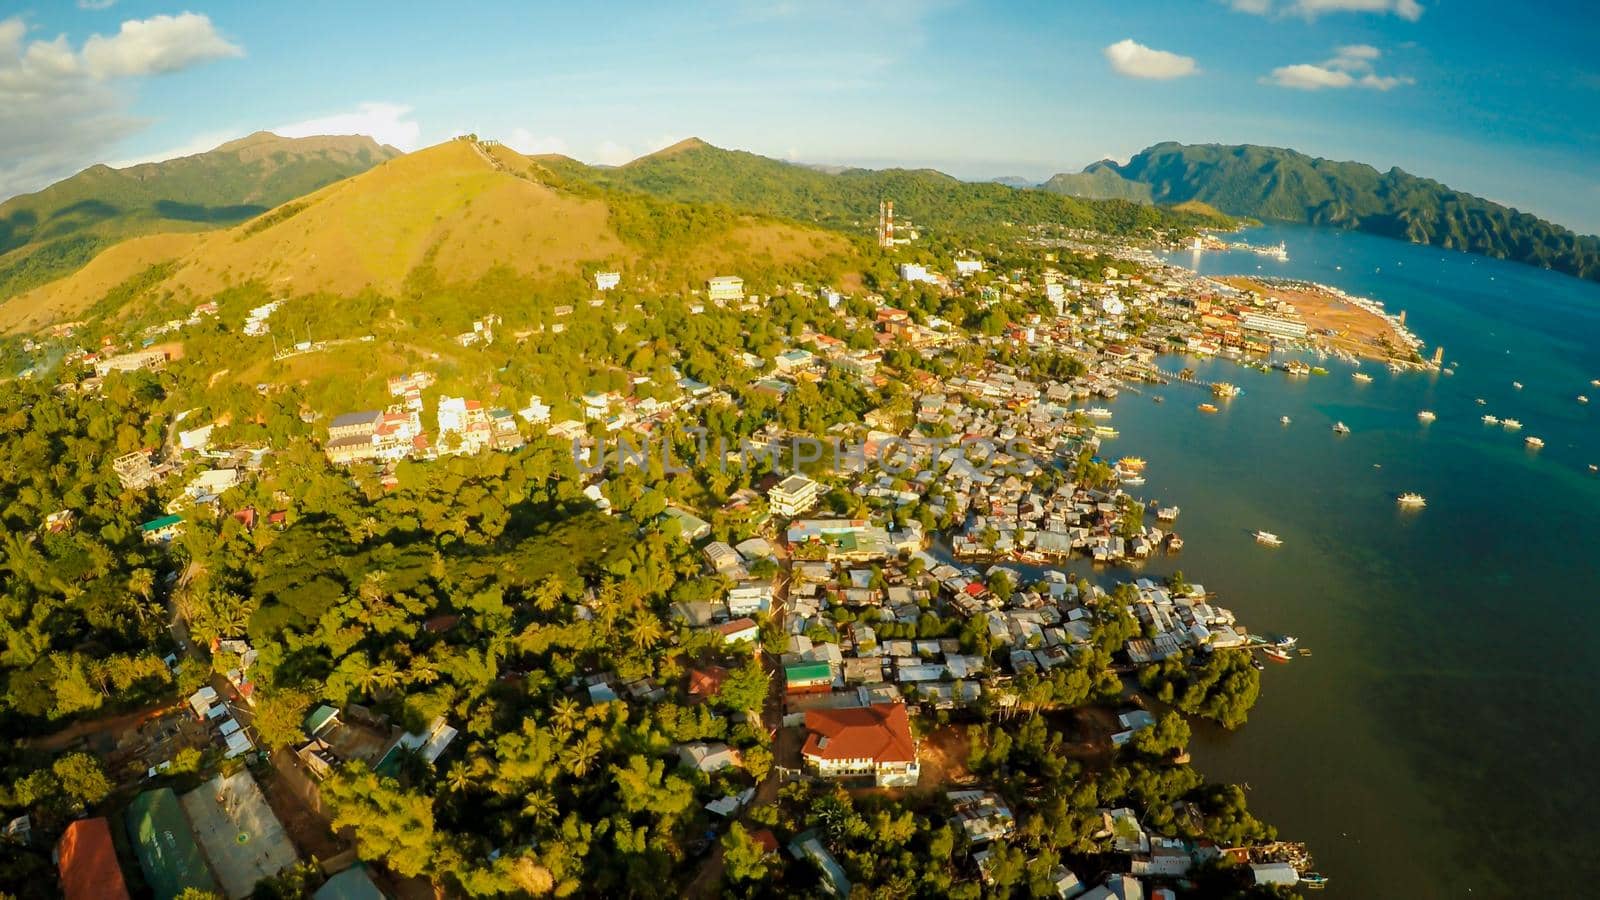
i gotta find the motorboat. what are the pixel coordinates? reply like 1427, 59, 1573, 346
1397, 493, 1426, 507
1332, 421, 1350, 434
1253, 531, 1283, 547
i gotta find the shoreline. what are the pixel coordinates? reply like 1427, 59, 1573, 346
1218, 275, 1428, 366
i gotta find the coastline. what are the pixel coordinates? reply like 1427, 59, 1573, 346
1219, 275, 1425, 365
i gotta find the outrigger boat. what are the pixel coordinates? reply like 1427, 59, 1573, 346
1262, 647, 1291, 662
1397, 492, 1426, 507
1253, 530, 1283, 547
1417, 410, 1436, 422
1332, 421, 1350, 435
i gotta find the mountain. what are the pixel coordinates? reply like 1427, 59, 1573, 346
988, 176, 1038, 189
0, 133, 401, 301
556, 140, 1227, 237
0, 138, 857, 333
1043, 142, 1600, 282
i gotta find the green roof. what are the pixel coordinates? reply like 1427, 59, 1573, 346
785, 661, 833, 683
126, 788, 219, 900
138, 514, 183, 532
305, 704, 339, 735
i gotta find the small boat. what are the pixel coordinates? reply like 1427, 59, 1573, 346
1253, 530, 1283, 547
1513, 381, 1524, 389
1592, 379, 1600, 388
1086, 407, 1113, 419
1417, 410, 1436, 422
1589, 464, 1598, 473
1167, 534, 1183, 550
1262, 647, 1291, 662
1280, 415, 1291, 425
1121, 475, 1146, 486
1275, 635, 1299, 648
1525, 436, 1544, 448
1579, 395, 1590, 404
1332, 421, 1350, 435
1198, 403, 1218, 413
1482, 414, 1499, 425
1297, 648, 1313, 657
1352, 372, 1373, 383
1212, 382, 1241, 398
1475, 397, 1487, 405
1502, 418, 1522, 430
1152, 395, 1164, 404
1300, 872, 1329, 888
1397, 492, 1426, 507
1157, 506, 1180, 521
1251, 658, 1266, 671
1117, 456, 1147, 471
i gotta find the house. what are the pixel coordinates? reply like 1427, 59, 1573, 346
94, 348, 168, 378
769, 474, 821, 517
784, 660, 833, 694
595, 271, 621, 291
706, 275, 744, 303
954, 258, 984, 276
948, 791, 1015, 845
801, 702, 920, 787
898, 263, 937, 284
1249, 862, 1299, 887
703, 542, 743, 575
327, 410, 382, 441
139, 514, 184, 544
661, 507, 712, 541
727, 582, 773, 616
687, 665, 730, 700
713, 618, 761, 645
676, 741, 741, 773
57, 818, 130, 900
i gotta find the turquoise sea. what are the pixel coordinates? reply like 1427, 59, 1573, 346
1084, 223, 1600, 897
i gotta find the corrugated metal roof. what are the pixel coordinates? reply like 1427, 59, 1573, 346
126, 789, 219, 900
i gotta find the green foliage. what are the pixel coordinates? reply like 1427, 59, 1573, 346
1047, 141, 1600, 282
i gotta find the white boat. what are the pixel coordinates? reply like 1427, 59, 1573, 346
1525, 436, 1544, 448
1352, 372, 1373, 384
1417, 410, 1436, 422
1397, 492, 1427, 507
1513, 381, 1524, 389
1280, 415, 1291, 425
1592, 379, 1600, 388
1482, 414, 1500, 425
1333, 421, 1350, 435
1157, 506, 1180, 521
1476, 398, 1487, 405
1253, 531, 1283, 547
1579, 395, 1590, 405
1502, 418, 1522, 430
1085, 407, 1113, 419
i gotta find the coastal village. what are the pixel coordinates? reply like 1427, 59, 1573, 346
1, 224, 1425, 900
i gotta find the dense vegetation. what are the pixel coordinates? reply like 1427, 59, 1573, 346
0, 133, 398, 301
1044, 142, 1600, 282
547, 140, 1230, 242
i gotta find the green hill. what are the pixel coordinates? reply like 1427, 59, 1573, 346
0, 132, 400, 300
1043, 142, 1600, 282
558, 138, 1227, 238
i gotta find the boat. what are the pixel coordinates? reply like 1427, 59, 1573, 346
1525, 436, 1544, 448
1280, 415, 1291, 425
1352, 372, 1373, 383
1275, 635, 1299, 648
1502, 418, 1522, 430
1482, 414, 1499, 425
1579, 395, 1590, 404
1262, 647, 1291, 662
1300, 872, 1329, 888
1513, 381, 1524, 389
1198, 403, 1218, 414
1152, 395, 1163, 404
1476, 397, 1487, 405
1157, 506, 1180, 521
1592, 379, 1600, 388
1120, 475, 1146, 486
1253, 530, 1283, 547
1297, 648, 1313, 657
1086, 407, 1113, 419
1417, 410, 1436, 422
1166, 534, 1183, 551
1397, 492, 1427, 507
1589, 465, 1598, 473
1117, 456, 1147, 471
1251, 658, 1266, 671
1332, 421, 1350, 434
1212, 382, 1241, 398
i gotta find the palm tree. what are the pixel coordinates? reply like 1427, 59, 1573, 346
445, 760, 474, 793
550, 697, 582, 738
627, 614, 666, 652
562, 732, 601, 779
521, 790, 558, 825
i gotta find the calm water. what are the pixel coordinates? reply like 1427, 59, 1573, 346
1082, 224, 1600, 897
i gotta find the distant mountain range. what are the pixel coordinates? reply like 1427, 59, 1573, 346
1043, 142, 1600, 282
536, 137, 1225, 238
0, 133, 400, 301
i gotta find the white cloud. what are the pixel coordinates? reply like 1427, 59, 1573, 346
82, 13, 241, 79
1264, 45, 1414, 90
0, 14, 241, 201
77, 0, 118, 9
275, 103, 422, 151
1229, 0, 1424, 20
507, 128, 569, 156
1103, 39, 1199, 80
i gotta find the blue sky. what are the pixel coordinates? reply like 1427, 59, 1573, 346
3, 0, 1598, 233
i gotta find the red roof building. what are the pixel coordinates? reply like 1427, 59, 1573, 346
687, 665, 730, 700
801, 702, 920, 787
57, 817, 130, 900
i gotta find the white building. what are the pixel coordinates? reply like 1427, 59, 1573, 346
954, 259, 984, 276
595, 271, 621, 291
769, 474, 821, 518
1239, 310, 1309, 339
1099, 295, 1126, 316
898, 263, 937, 284
707, 276, 744, 303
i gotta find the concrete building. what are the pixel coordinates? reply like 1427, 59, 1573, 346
801, 702, 920, 787
769, 474, 822, 518
707, 275, 744, 303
